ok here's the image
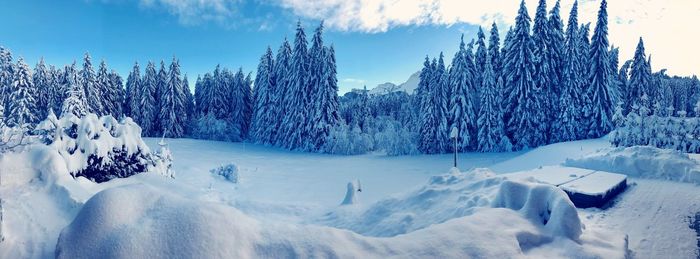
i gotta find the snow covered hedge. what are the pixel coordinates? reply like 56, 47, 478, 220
35, 112, 170, 183
611, 105, 700, 153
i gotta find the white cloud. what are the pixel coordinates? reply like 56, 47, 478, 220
138, 0, 243, 25
279, 0, 700, 76
133, 0, 700, 77
342, 78, 366, 84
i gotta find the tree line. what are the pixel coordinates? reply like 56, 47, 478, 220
414, 0, 698, 153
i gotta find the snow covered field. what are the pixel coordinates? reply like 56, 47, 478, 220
2, 137, 700, 258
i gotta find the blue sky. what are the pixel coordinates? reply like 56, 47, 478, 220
0, 0, 697, 93
0, 0, 477, 93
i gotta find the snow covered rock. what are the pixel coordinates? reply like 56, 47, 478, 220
565, 146, 700, 183
210, 164, 239, 183
492, 180, 583, 240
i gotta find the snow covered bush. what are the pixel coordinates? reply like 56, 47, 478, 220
210, 164, 239, 183
36, 113, 164, 183
191, 113, 240, 142
612, 108, 700, 154
324, 124, 374, 155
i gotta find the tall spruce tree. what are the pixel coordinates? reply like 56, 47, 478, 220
61, 66, 88, 119
532, 0, 556, 140
418, 57, 439, 154
505, 0, 545, 149
181, 74, 195, 135
251, 47, 275, 144
271, 39, 292, 145
279, 22, 309, 150
7, 58, 37, 128
96, 60, 113, 116
47, 65, 64, 117
160, 57, 185, 138
313, 46, 341, 151
449, 35, 477, 152
478, 57, 510, 152
140, 62, 158, 136
108, 70, 124, 118
81, 53, 103, 115
474, 27, 488, 89
0, 47, 14, 118
33, 58, 50, 119
552, 0, 583, 142
628, 38, 652, 113
587, 0, 614, 137
125, 62, 140, 118
548, 0, 565, 95
488, 23, 502, 80
434, 53, 450, 153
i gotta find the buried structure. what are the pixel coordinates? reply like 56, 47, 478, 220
505, 166, 628, 208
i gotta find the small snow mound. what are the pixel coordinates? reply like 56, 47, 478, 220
210, 164, 239, 183
341, 180, 360, 205
492, 180, 582, 240
565, 146, 700, 183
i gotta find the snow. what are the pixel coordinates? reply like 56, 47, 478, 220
503, 165, 627, 196
565, 145, 700, 183
559, 171, 626, 196
3, 136, 700, 258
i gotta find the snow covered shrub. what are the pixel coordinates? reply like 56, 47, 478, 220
210, 164, 239, 183
373, 118, 419, 156
324, 124, 374, 155
37, 113, 162, 183
612, 108, 700, 154
192, 113, 241, 142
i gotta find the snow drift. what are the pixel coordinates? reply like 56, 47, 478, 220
55, 183, 624, 258
565, 146, 700, 183
322, 168, 583, 241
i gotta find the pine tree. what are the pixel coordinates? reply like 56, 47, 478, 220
552, 0, 583, 142
96, 60, 114, 116
33, 58, 50, 119
251, 47, 275, 144
0, 47, 14, 118
313, 45, 341, 150
548, 0, 565, 96
61, 84, 88, 118
587, 0, 615, 138
505, 0, 545, 149
181, 74, 195, 135
108, 70, 124, 118
139, 62, 158, 136
154, 60, 168, 134
448, 36, 477, 152
229, 68, 252, 141
488, 23, 502, 80
628, 38, 652, 113
47, 65, 63, 117
125, 62, 140, 118
7, 58, 37, 128
532, 0, 556, 140
160, 57, 185, 138
478, 57, 510, 152
270, 39, 292, 145
418, 57, 439, 154
434, 53, 450, 153
474, 27, 488, 89
81, 53, 103, 115
279, 21, 309, 150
